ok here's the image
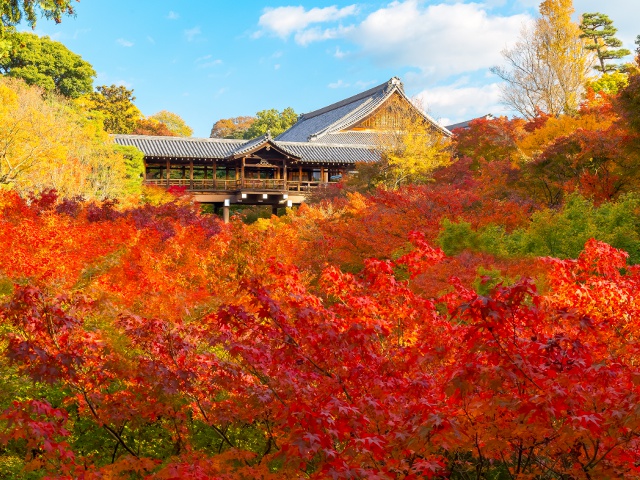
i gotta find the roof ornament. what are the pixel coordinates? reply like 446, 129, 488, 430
266, 129, 272, 140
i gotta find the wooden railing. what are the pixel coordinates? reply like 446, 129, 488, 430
144, 178, 327, 192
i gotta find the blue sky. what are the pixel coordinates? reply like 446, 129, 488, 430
28, 0, 640, 137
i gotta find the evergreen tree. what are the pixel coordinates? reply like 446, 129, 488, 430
580, 13, 631, 73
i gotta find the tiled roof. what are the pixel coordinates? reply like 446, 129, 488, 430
278, 142, 380, 164
113, 135, 378, 165
276, 77, 452, 142
229, 133, 272, 157
320, 131, 380, 146
114, 135, 244, 158
445, 114, 494, 131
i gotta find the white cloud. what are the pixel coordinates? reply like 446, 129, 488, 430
195, 55, 223, 69
346, 1, 530, 78
415, 82, 507, 126
294, 26, 350, 46
184, 27, 201, 42
328, 79, 350, 88
333, 46, 348, 59
115, 79, 133, 89
257, 5, 357, 39
328, 79, 376, 90
116, 38, 134, 47
167, 11, 179, 20
354, 80, 376, 89
258, 1, 530, 76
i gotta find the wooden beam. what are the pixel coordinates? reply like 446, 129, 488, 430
241, 157, 246, 188
166, 159, 170, 186
189, 160, 194, 189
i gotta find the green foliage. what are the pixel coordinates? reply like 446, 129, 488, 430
244, 107, 297, 139
0, 0, 77, 31
0, 31, 95, 98
113, 144, 145, 196
587, 71, 629, 94
80, 84, 142, 134
438, 219, 506, 257
438, 194, 640, 263
580, 13, 631, 73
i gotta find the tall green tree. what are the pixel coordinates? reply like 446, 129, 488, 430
79, 84, 142, 134
580, 13, 631, 73
0, 0, 77, 31
244, 107, 297, 139
0, 31, 95, 98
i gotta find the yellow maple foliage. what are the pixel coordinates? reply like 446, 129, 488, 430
0, 77, 139, 201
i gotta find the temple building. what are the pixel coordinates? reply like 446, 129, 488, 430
114, 77, 452, 220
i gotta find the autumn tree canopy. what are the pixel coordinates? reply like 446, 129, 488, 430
0, 77, 141, 200
148, 110, 193, 137
79, 84, 142, 134
492, 0, 591, 118
210, 115, 256, 139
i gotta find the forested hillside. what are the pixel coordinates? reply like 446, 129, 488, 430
2, 0, 640, 478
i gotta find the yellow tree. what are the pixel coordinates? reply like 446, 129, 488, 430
493, 0, 592, 118
149, 110, 193, 137
0, 77, 137, 200
0, 77, 67, 186
363, 97, 451, 189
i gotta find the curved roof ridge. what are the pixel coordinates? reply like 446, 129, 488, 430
113, 134, 247, 144
307, 81, 399, 142
299, 77, 400, 121
393, 88, 453, 137
276, 140, 376, 149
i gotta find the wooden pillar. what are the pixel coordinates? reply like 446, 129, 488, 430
271, 205, 278, 217
320, 166, 325, 184
298, 165, 302, 182
189, 160, 193, 189
166, 159, 170, 186
222, 205, 230, 223
181, 165, 186, 179
241, 157, 246, 188
212, 161, 216, 188
283, 159, 287, 189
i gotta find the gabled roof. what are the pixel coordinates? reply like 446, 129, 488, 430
227, 132, 300, 159
276, 77, 452, 143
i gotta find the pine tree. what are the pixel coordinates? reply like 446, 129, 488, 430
580, 13, 631, 73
